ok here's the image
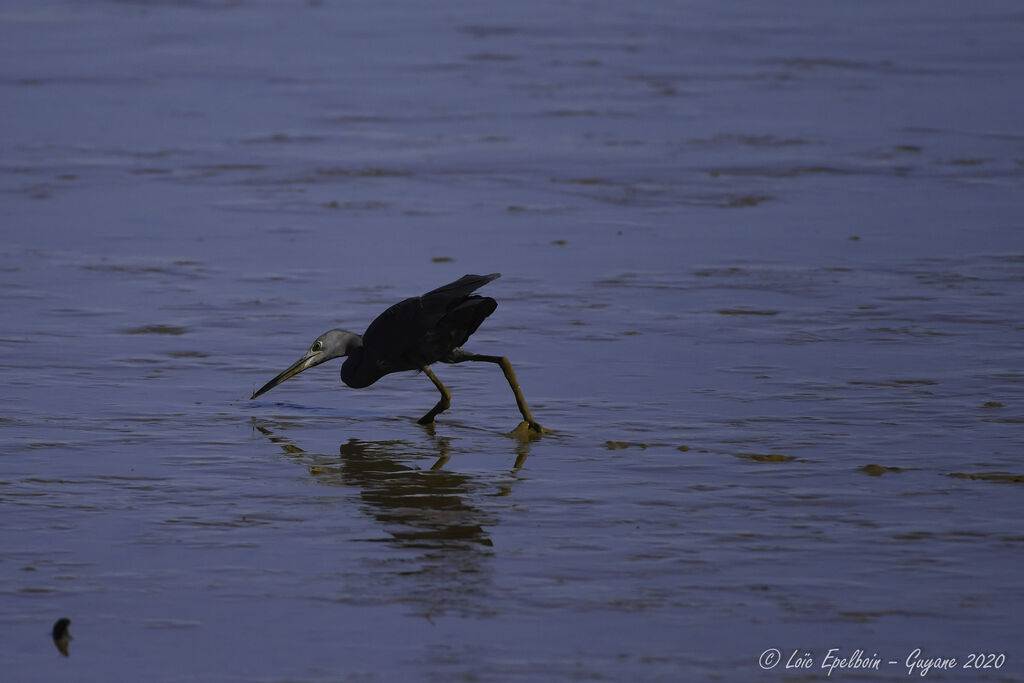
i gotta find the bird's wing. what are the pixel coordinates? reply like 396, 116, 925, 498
420, 273, 500, 301
360, 296, 428, 369
362, 274, 500, 368
416, 272, 499, 324
423, 295, 497, 354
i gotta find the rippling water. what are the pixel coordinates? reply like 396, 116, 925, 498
2, 1, 1022, 680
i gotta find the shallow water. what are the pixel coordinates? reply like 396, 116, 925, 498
2, 1, 1023, 680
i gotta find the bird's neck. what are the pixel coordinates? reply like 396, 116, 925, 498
341, 332, 363, 353
340, 343, 380, 388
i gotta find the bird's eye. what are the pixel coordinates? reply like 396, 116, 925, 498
312, 340, 323, 352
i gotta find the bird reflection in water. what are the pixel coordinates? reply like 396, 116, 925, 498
253, 421, 529, 616
333, 437, 492, 549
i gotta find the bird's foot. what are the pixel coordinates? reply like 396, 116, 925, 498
418, 397, 449, 426
509, 420, 548, 440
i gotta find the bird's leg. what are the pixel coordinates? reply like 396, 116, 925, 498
418, 366, 451, 425
453, 353, 543, 433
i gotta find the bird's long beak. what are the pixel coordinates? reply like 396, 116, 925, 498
251, 349, 322, 399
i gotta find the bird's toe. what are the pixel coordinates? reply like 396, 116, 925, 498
509, 420, 547, 439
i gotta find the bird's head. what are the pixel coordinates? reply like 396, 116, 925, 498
250, 329, 361, 399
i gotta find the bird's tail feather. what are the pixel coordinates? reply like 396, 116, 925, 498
422, 273, 500, 299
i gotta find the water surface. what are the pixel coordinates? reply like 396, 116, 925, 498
2, 1, 1022, 680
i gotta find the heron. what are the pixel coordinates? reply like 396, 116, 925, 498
251, 273, 543, 433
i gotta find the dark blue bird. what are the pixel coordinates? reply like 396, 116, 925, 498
251, 273, 542, 432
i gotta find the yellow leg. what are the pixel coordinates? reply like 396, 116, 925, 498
418, 366, 451, 425
458, 354, 543, 433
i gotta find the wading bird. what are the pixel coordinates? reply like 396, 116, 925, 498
251, 273, 543, 433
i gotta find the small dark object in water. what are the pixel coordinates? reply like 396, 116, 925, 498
251, 273, 543, 433
52, 617, 71, 657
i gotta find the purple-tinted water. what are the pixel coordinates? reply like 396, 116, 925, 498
2, 1, 1022, 680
